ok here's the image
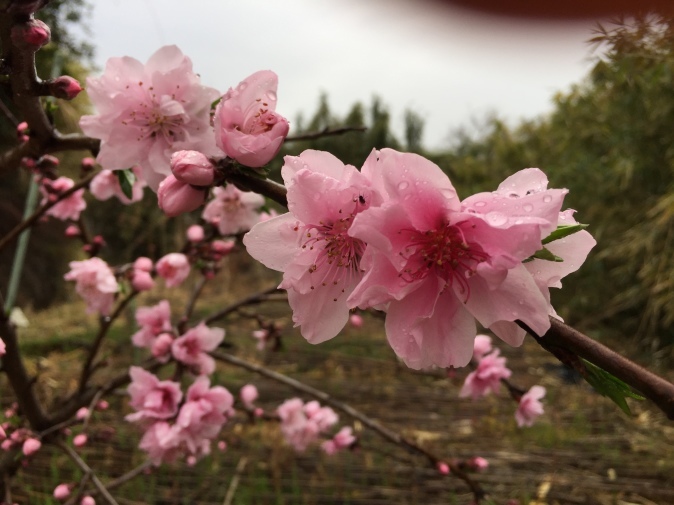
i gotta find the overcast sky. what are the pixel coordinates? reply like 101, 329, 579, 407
85, 0, 599, 150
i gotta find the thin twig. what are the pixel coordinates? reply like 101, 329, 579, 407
284, 125, 367, 142
78, 290, 139, 392
222, 456, 248, 505
58, 442, 120, 505
203, 285, 280, 325
0, 170, 98, 254
211, 351, 487, 502
178, 276, 208, 333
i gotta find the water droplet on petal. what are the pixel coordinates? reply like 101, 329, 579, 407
237, 82, 248, 91
267, 90, 277, 101
398, 181, 410, 191
486, 211, 508, 226
523, 204, 534, 212
474, 201, 486, 208
543, 195, 553, 203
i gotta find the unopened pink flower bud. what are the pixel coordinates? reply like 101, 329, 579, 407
240, 384, 258, 407
81, 157, 96, 170
170, 150, 215, 186
0, 338, 5, 357
186, 224, 205, 242
470, 456, 489, 471
436, 462, 450, 475
48, 76, 83, 100
53, 483, 71, 500
151, 333, 173, 360
73, 434, 87, 447
81, 495, 96, 505
131, 270, 155, 292
75, 407, 89, 420
1, 439, 13, 451
349, 314, 363, 328
133, 256, 153, 272
254, 407, 264, 417
11, 19, 50, 49
157, 175, 206, 217
217, 440, 227, 451
22, 437, 41, 456
186, 455, 197, 466
211, 239, 235, 256
16, 121, 28, 135
64, 225, 80, 237
96, 400, 109, 410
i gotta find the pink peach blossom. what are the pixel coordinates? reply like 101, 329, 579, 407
470, 456, 489, 471
132, 300, 172, 348
277, 398, 338, 452
202, 185, 264, 236
464, 169, 596, 345
472, 335, 493, 362
64, 257, 118, 316
89, 167, 146, 204
347, 149, 560, 368
81, 496, 95, 505
131, 270, 155, 291
80, 45, 220, 190
175, 376, 234, 454
126, 367, 182, 422
244, 150, 380, 343
156, 253, 190, 287
134, 257, 154, 272
151, 333, 174, 362
321, 426, 356, 455
73, 434, 88, 447
41, 177, 86, 221
214, 70, 289, 168
139, 421, 183, 465
171, 323, 224, 375
75, 407, 89, 420
460, 352, 512, 400
0, 338, 5, 357
515, 385, 546, 427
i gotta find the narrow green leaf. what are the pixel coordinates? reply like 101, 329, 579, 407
523, 247, 564, 263
542, 223, 588, 245
581, 359, 645, 415
116, 169, 136, 199
210, 96, 222, 111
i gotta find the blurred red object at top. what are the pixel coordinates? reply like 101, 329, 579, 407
431, 0, 674, 19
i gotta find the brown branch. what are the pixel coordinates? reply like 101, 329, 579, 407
519, 317, 674, 420
212, 351, 487, 502
225, 171, 288, 207
57, 442, 120, 505
178, 276, 208, 334
78, 291, 140, 393
284, 125, 367, 143
0, 293, 50, 430
0, 170, 98, 254
203, 285, 281, 325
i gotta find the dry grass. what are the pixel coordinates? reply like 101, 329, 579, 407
5, 253, 674, 504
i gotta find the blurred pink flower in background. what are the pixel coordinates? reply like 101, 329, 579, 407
203, 185, 264, 235
156, 253, 190, 287
515, 385, 546, 427
40, 177, 86, 221
64, 257, 118, 315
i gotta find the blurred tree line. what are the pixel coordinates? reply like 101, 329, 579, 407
3, 5, 673, 357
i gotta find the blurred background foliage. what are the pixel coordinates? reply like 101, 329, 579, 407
2, 6, 674, 357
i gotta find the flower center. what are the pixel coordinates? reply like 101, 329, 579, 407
297, 197, 368, 301
121, 82, 186, 145
399, 223, 489, 300
246, 105, 280, 135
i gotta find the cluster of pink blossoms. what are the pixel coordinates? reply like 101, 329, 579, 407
126, 368, 234, 465
80, 45, 290, 210
460, 334, 546, 427
244, 149, 596, 369
276, 398, 354, 454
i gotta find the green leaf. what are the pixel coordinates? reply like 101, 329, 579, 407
116, 169, 136, 199
210, 96, 222, 111
581, 359, 645, 415
523, 247, 564, 263
542, 223, 588, 245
